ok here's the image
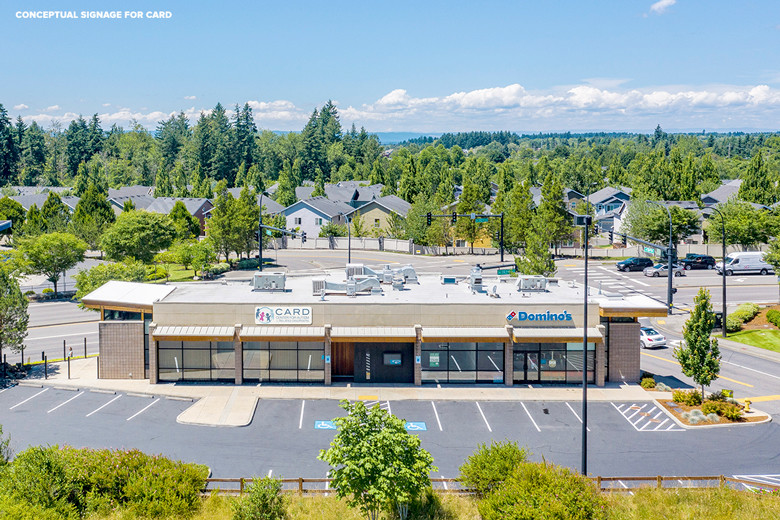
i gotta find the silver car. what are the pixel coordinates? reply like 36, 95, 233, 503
640, 327, 667, 348
643, 263, 685, 277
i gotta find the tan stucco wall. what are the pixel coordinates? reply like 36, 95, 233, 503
355, 206, 392, 234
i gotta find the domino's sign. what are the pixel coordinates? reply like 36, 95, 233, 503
506, 310, 573, 323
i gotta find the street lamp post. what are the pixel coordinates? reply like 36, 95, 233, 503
647, 200, 674, 314
258, 191, 271, 272
707, 206, 727, 337
340, 212, 352, 263
581, 186, 595, 476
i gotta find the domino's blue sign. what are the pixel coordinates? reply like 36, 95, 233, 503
506, 310, 573, 322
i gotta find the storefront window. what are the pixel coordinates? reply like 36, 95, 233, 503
421, 342, 502, 383
514, 341, 595, 384
242, 341, 324, 383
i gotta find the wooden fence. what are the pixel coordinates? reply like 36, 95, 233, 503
202, 475, 780, 496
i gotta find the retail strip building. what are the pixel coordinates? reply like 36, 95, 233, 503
82, 266, 667, 387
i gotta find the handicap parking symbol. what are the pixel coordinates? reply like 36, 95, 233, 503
314, 420, 337, 430
404, 422, 427, 431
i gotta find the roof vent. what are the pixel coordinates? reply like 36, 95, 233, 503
469, 267, 484, 293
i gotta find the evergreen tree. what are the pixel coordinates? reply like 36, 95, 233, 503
455, 177, 485, 254
122, 199, 136, 212
235, 187, 260, 259
155, 167, 173, 197
71, 184, 116, 251
19, 121, 46, 185
0, 104, 18, 185
65, 115, 90, 176
21, 204, 46, 236
275, 160, 298, 207
536, 171, 571, 254
739, 150, 775, 205
246, 164, 264, 193
73, 162, 90, 197
40, 192, 70, 232
206, 180, 237, 260
86, 114, 104, 157
0, 268, 29, 356
169, 200, 201, 240
234, 161, 247, 188
504, 180, 535, 251
674, 288, 721, 397
312, 169, 326, 197
0, 197, 25, 236
515, 214, 555, 276
367, 159, 385, 186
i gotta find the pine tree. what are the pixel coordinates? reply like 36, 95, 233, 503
674, 288, 721, 397
22, 204, 46, 236
0, 268, 29, 356
312, 169, 326, 197
155, 167, 173, 197
536, 171, 571, 254
71, 184, 116, 251
504, 180, 535, 251
41, 192, 70, 232
0, 104, 19, 184
515, 213, 555, 276
275, 160, 298, 207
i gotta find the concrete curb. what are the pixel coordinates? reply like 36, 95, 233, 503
654, 399, 773, 430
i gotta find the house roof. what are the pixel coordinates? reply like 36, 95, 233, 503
701, 179, 742, 203
345, 195, 412, 218
295, 182, 384, 204
146, 197, 212, 215
6, 186, 70, 197
10, 194, 80, 211
109, 194, 155, 210
108, 185, 153, 198
589, 186, 631, 205
283, 197, 354, 218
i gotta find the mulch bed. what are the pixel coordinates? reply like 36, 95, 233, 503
742, 305, 780, 330
657, 399, 767, 426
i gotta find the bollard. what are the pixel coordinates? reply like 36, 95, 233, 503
20, 346, 24, 368
96, 355, 99, 379
41, 351, 44, 362
63, 340, 66, 361
44, 356, 48, 379
84, 337, 87, 358
67, 355, 71, 379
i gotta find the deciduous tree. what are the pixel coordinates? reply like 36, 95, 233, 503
0, 268, 28, 356
18, 232, 87, 296
100, 211, 175, 264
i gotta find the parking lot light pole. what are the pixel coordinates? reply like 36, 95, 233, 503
707, 206, 727, 337
647, 200, 674, 315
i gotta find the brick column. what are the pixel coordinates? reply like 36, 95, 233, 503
148, 323, 158, 384
234, 324, 243, 385
324, 324, 332, 386
414, 324, 422, 386
595, 325, 606, 387
504, 325, 514, 387
607, 321, 641, 383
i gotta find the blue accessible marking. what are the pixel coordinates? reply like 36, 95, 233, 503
404, 422, 427, 431
314, 420, 336, 430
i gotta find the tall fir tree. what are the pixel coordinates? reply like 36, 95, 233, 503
674, 288, 721, 397
515, 213, 555, 277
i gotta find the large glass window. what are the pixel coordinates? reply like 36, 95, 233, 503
156, 339, 239, 382
513, 341, 595, 384
421, 342, 503, 383
242, 340, 324, 383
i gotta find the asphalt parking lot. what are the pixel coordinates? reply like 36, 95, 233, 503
1, 385, 777, 481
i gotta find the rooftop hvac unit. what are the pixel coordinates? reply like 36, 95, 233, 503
346, 263, 365, 278
252, 272, 286, 291
516, 275, 548, 292
469, 267, 484, 292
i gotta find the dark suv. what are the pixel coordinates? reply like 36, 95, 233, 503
680, 254, 716, 270
616, 257, 654, 272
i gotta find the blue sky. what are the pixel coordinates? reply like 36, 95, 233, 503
3, 1, 780, 133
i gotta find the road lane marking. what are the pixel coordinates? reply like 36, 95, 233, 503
127, 398, 159, 421
431, 401, 443, 431
10, 388, 49, 409
86, 394, 121, 416
299, 400, 305, 429
565, 402, 590, 431
47, 391, 83, 413
722, 361, 780, 381
521, 402, 541, 432
736, 395, 780, 403
475, 402, 492, 432
641, 352, 754, 388
25, 332, 98, 341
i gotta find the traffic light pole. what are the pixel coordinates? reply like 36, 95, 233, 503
426, 212, 504, 260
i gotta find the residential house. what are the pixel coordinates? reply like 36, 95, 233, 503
145, 197, 213, 235
108, 195, 155, 216
280, 197, 352, 238
701, 179, 742, 205
345, 195, 411, 235
295, 181, 384, 209
10, 194, 80, 212
108, 185, 153, 198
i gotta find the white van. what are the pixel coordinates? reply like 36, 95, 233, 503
716, 251, 774, 276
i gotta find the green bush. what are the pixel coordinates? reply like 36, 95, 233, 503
145, 265, 167, 281
478, 462, 607, 520
237, 258, 260, 270
0, 494, 64, 520
720, 403, 744, 421
725, 315, 743, 333
701, 401, 719, 415
458, 440, 529, 497
767, 309, 780, 327
708, 390, 728, 402
0, 446, 78, 517
640, 377, 656, 389
232, 476, 287, 520
41, 288, 54, 295
672, 389, 703, 406
208, 262, 231, 275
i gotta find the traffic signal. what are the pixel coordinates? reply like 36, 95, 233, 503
301, 231, 307, 243
493, 230, 500, 240
451, 211, 457, 224
426, 212, 432, 226
609, 230, 614, 242
621, 233, 627, 245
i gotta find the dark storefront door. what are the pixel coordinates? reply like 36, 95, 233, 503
353, 342, 414, 384
513, 351, 541, 383
332, 342, 354, 379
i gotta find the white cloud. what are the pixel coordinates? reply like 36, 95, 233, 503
102, 103, 111, 107
13, 104, 29, 110
45, 105, 60, 112
184, 95, 197, 100
650, 0, 676, 14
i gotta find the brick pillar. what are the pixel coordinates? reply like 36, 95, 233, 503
414, 324, 422, 386
324, 324, 332, 386
148, 323, 158, 384
234, 324, 243, 385
504, 325, 514, 387
596, 325, 606, 387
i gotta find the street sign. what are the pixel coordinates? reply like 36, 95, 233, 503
475, 217, 489, 223
643, 246, 655, 254
497, 268, 515, 275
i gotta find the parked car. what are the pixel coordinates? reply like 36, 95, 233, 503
643, 263, 685, 277
616, 257, 654, 272
680, 253, 716, 270
715, 251, 775, 276
640, 327, 667, 349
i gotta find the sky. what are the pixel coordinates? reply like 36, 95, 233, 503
2, 0, 780, 134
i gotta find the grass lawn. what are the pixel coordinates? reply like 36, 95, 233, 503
726, 329, 780, 353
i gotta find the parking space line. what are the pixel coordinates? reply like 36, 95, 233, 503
10, 388, 49, 409
431, 401, 442, 431
653, 418, 669, 430
127, 398, 159, 421
475, 402, 492, 432
521, 402, 541, 432
299, 400, 305, 429
626, 404, 646, 421
565, 402, 590, 431
47, 391, 83, 413
268, 469, 273, 477
0, 388, 10, 394
87, 394, 122, 417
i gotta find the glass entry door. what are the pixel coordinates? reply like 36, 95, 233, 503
513, 351, 540, 383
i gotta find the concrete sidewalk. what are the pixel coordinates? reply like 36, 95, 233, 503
21, 357, 666, 427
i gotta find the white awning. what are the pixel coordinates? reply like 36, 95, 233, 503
82, 281, 176, 311
153, 326, 235, 339
422, 327, 509, 342
240, 326, 326, 339
330, 327, 417, 341
512, 327, 603, 343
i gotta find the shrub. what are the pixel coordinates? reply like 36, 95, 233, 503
767, 309, 780, 328
145, 265, 167, 281
701, 401, 719, 415
655, 382, 672, 392
41, 288, 54, 295
237, 258, 260, 270
725, 315, 743, 333
708, 390, 728, 402
208, 262, 231, 275
640, 377, 656, 389
735, 303, 760, 321
672, 389, 703, 406
720, 403, 744, 421
0, 494, 64, 520
478, 462, 607, 520
232, 476, 287, 520
458, 440, 529, 497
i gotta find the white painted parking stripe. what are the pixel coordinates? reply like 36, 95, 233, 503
47, 391, 83, 413
268, 469, 273, 477
521, 402, 541, 432
87, 394, 121, 416
431, 401, 443, 431
127, 398, 159, 421
476, 402, 492, 432
565, 402, 590, 431
632, 279, 650, 286
653, 418, 669, 430
10, 388, 49, 409
625, 404, 646, 420
386, 401, 392, 416
299, 400, 305, 429
0, 388, 10, 394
